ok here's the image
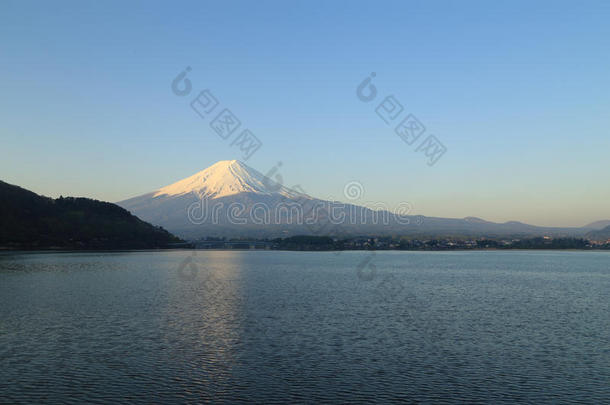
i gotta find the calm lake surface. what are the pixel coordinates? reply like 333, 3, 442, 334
0, 250, 608, 403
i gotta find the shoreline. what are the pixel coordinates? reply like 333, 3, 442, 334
2, 247, 609, 254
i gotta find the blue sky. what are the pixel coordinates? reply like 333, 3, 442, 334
1, 0, 609, 227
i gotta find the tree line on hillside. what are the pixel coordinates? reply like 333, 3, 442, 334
0, 180, 183, 250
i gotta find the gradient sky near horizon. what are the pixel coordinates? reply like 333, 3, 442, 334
1, 0, 609, 227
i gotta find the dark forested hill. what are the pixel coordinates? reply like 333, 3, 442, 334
0, 180, 183, 249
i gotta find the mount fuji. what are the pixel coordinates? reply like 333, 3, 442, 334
117, 160, 586, 239
149, 160, 302, 201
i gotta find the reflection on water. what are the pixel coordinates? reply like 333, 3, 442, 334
165, 251, 245, 395
0, 250, 609, 403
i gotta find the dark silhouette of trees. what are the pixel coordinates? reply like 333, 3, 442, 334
0, 180, 182, 249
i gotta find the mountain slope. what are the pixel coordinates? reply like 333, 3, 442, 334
584, 220, 610, 230
586, 225, 610, 242
0, 180, 183, 249
117, 160, 588, 239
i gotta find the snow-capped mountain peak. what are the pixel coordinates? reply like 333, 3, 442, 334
153, 160, 298, 199
117, 160, 584, 240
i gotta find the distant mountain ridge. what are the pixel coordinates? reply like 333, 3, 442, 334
586, 225, 610, 242
0, 180, 182, 249
117, 160, 590, 239
584, 220, 610, 230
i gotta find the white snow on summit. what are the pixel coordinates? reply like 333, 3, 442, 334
153, 160, 303, 199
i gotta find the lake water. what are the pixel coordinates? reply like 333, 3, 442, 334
0, 250, 608, 403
